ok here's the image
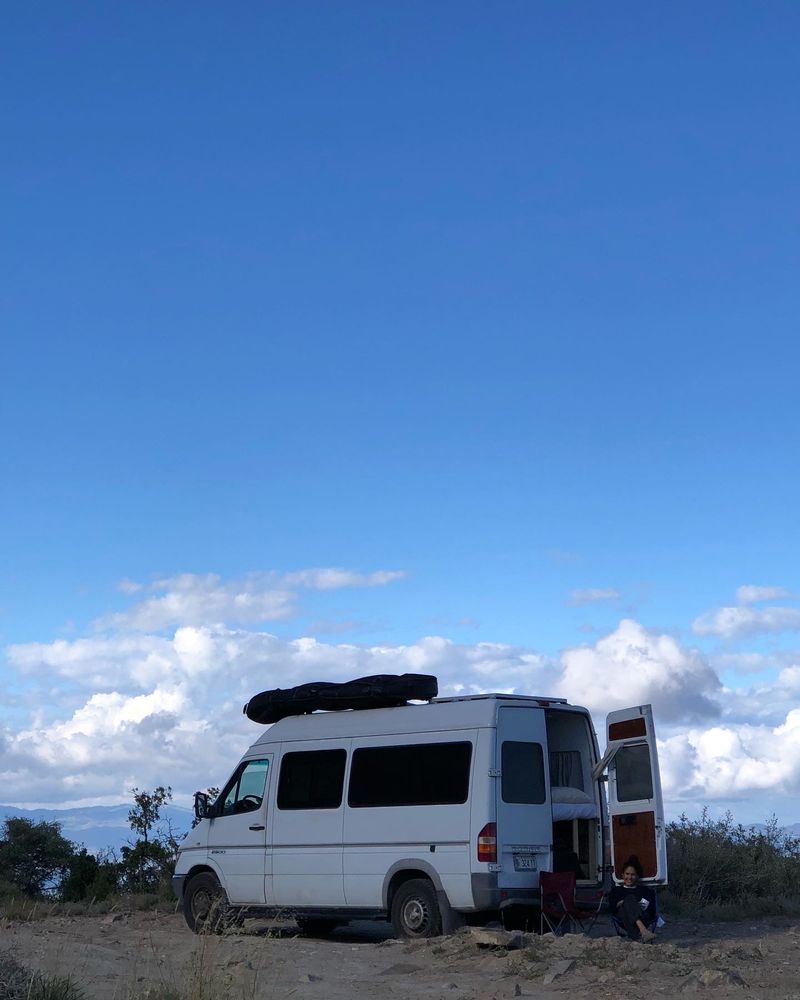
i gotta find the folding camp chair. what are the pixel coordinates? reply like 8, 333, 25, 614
540, 872, 605, 936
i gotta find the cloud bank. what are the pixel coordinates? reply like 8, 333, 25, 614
4, 570, 800, 820
559, 619, 720, 721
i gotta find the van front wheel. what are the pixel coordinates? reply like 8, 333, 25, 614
391, 879, 442, 939
184, 872, 231, 934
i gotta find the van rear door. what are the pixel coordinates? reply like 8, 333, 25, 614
495, 706, 551, 895
604, 705, 667, 883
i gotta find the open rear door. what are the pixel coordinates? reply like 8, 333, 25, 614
605, 705, 667, 883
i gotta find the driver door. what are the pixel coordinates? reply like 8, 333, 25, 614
207, 755, 274, 904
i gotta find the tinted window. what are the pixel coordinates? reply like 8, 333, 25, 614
615, 744, 653, 801
277, 749, 346, 810
502, 741, 546, 804
220, 759, 270, 816
349, 742, 472, 807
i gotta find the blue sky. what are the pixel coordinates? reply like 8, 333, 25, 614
2, 2, 800, 823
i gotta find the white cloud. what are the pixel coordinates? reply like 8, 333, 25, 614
7, 614, 727, 806
95, 569, 405, 631
714, 661, 800, 727
8, 581, 800, 820
1, 626, 556, 805
282, 569, 405, 590
567, 588, 621, 607
7, 635, 177, 690
659, 711, 800, 803
558, 619, 720, 721
692, 606, 800, 639
736, 585, 792, 605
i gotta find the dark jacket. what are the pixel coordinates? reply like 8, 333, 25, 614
608, 883, 657, 925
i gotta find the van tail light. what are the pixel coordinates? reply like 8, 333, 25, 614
477, 822, 497, 864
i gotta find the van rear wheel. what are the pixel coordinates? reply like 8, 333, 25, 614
184, 872, 232, 934
391, 879, 442, 939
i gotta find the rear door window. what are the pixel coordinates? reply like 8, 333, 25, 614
615, 744, 654, 801
501, 741, 546, 804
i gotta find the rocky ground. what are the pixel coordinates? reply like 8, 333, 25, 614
2, 910, 800, 999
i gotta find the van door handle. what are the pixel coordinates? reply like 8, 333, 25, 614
249, 824, 265, 831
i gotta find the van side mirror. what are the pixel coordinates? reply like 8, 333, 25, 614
193, 791, 211, 820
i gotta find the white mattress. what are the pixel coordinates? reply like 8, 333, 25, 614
551, 785, 599, 821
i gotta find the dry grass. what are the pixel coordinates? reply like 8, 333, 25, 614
0, 953, 85, 1000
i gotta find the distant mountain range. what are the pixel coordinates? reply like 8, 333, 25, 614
0, 803, 194, 855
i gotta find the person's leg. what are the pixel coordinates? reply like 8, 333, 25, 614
619, 895, 643, 939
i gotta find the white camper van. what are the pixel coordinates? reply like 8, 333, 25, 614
173, 682, 666, 938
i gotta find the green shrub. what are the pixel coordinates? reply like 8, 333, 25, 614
666, 809, 800, 909
60, 851, 119, 902
0, 819, 75, 897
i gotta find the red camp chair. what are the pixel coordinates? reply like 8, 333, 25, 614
540, 872, 606, 936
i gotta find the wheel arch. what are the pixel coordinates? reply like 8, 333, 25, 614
382, 860, 444, 912
181, 863, 222, 897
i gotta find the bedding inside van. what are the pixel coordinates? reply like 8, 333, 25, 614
551, 784, 598, 821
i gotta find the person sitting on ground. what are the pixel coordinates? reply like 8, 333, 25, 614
608, 855, 657, 942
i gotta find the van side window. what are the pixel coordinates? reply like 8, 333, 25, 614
615, 744, 653, 801
220, 759, 270, 816
277, 749, 347, 810
348, 742, 472, 808
502, 741, 546, 804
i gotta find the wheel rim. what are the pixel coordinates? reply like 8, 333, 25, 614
402, 896, 429, 934
192, 888, 214, 922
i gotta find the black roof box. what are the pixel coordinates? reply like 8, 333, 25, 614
243, 673, 438, 724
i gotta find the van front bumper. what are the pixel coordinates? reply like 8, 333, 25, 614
172, 875, 185, 900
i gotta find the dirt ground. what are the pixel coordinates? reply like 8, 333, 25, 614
3, 909, 800, 1000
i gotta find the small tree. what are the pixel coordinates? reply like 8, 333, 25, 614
122, 785, 175, 893
0, 817, 75, 896
127, 786, 172, 846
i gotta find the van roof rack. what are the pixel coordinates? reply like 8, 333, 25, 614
434, 693, 569, 706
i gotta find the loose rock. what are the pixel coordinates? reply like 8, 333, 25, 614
542, 959, 576, 984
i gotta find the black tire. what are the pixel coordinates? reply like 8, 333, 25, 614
296, 917, 341, 937
390, 879, 442, 939
183, 872, 233, 934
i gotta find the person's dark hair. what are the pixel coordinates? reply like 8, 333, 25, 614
623, 855, 643, 878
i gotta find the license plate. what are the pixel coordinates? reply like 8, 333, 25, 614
513, 854, 537, 871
